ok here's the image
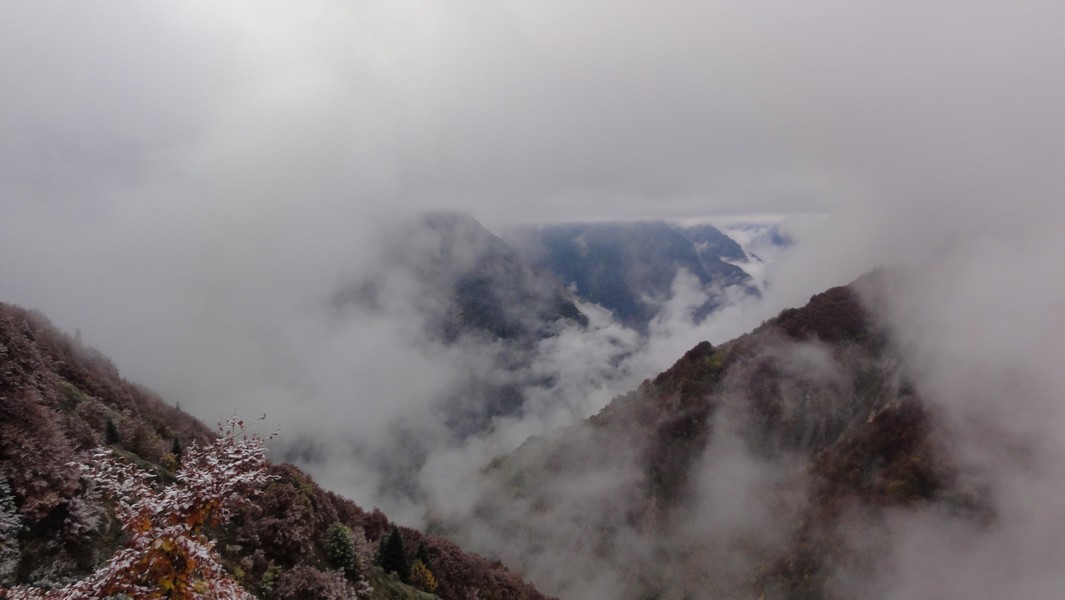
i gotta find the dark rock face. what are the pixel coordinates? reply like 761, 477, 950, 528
338, 211, 587, 345
507, 221, 755, 331
679, 223, 749, 264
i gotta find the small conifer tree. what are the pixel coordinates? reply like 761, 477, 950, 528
171, 436, 182, 461
104, 418, 120, 445
326, 522, 359, 578
416, 540, 432, 571
376, 535, 387, 565
378, 525, 410, 583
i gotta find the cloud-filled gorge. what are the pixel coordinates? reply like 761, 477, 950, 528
3, 1, 1065, 598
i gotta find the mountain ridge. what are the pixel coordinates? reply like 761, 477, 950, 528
0, 300, 554, 599
433, 270, 972, 599
3, 265, 981, 599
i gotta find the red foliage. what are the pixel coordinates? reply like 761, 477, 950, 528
3, 418, 274, 599
272, 564, 353, 600
0, 390, 78, 520
773, 284, 879, 345
0, 302, 214, 523
235, 469, 318, 564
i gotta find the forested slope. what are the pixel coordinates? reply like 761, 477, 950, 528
0, 302, 551, 599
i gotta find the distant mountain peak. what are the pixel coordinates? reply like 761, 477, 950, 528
337, 211, 588, 343
504, 220, 760, 331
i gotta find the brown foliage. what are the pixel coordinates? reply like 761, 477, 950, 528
272, 564, 352, 600
4, 418, 272, 599
0, 303, 212, 586
0, 390, 78, 520
236, 469, 318, 564
813, 397, 949, 507
773, 283, 883, 346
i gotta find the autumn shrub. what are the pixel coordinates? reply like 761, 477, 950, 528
235, 476, 316, 564
121, 420, 166, 464
2, 417, 275, 599
60, 413, 98, 451
271, 564, 352, 600
410, 558, 437, 593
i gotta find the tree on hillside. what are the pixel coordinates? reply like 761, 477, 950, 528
411, 540, 437, 592
0, 474, 21, 587
410, 559, 437, 594
104, 418, 120, 445
2, 417, 276, 599
378, 525, 410, 583
272, 565, 358, 600
325, 522, 359, 578
416, 540, 432, 570
171, 436, 183, 461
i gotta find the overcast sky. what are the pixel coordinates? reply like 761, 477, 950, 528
4, 1, 1063, 221
2, 1, 1064, 429
5, 6, 1065, 596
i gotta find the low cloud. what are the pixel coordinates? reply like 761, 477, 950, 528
2, 2, 1065, 597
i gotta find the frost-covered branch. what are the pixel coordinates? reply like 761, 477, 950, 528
3, 417, 276, 599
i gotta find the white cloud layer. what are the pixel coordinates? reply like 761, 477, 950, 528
2, 2, 1065, 597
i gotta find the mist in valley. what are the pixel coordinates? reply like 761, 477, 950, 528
3, 2, 1065, 597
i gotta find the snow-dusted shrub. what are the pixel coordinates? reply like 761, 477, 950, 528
2, 417, 276, 599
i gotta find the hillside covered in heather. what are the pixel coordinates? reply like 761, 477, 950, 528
0, 301, 552, 600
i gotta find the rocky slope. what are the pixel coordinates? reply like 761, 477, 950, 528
433, 271, 978, 599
